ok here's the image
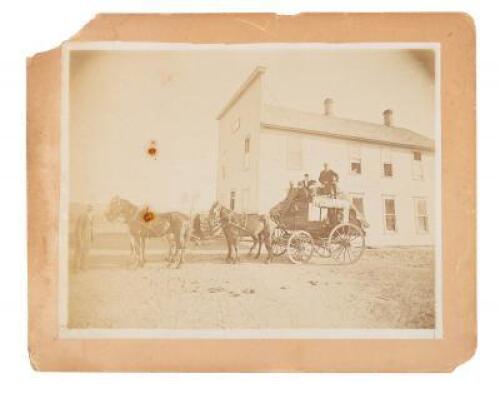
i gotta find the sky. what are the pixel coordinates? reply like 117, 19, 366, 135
68, 46, 435, 212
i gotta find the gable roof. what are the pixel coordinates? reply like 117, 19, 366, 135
261, 105, 435, 151
216, 67, 266, 120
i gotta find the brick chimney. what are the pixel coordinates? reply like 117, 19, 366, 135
324, 98, 334, 116
383, 109, 394, 127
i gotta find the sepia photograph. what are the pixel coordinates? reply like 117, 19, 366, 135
59, 43, 441, 338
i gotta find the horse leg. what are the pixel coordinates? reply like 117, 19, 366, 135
224, 231, 232, 263
248, 235, 258, 257
130, 236, 140, 268
255, 232, 263, 259
173, 226, 189, 269
179, 224, 190, 267
233, 233, 240, 263
129, 236, 136, 262
162, 235, 172, 266
264, 232, 273, 264
170, 240, 177, 264
172, 232, 182, 269
139, 236, 146, 267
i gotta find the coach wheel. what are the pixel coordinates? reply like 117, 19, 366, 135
287, 230, 314, 264
328, 223, 365, 264
271, 226, 288, 257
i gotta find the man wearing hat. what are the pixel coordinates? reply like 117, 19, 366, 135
319, 162, 339, 198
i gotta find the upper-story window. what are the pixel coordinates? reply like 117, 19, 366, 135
412, 151, 423, 180
350, 145, 362, 175
382, 149, 393, 177
287, 135, 303, 170
232, 118, 241, 133
244, 136, 250, 170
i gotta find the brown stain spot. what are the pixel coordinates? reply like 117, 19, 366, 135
147, 140, 158, 158
143, 210, 155, 223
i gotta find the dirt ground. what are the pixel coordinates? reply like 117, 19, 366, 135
68, 236, 435, 330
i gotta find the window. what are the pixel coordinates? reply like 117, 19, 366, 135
286, 135, 303, 170
351, 160, 362, 175
383, 163, 393, 177
382, 149, 393, 177
383, 196, 397, 232
244, 136, 250, 170
414, 198, 429, 233
230, 191, 236, 210
412, 151, 423, 180
350, 194, 365, 216
350, 145, 362, 175
232, 118, 240, 133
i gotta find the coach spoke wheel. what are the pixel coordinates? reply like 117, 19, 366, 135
287, 230, 314, 264
315, 237, 333, 258
271, 227, 288, 257
328, 223, 365, 264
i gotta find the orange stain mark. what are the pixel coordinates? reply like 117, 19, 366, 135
143, 210, 155, 222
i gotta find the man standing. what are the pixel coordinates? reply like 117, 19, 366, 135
73, 204, 94, 272
319, 162, 339, 197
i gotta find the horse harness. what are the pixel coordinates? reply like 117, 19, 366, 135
219, 206, 267, 233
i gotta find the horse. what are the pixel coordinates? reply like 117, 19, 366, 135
208, 201, 273, 264
105, 196, 191, 268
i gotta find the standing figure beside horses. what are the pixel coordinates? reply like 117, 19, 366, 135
73, 204, 94, 272
208, 201, 273, 264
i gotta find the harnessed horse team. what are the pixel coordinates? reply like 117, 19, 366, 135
73, 164, 345, 270
101, 196, 275, 268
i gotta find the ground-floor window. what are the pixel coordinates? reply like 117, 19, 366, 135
230, 190, 236, 210
414, 197, 429, 233
383, 196, 397, 232
350, 194, 365, 216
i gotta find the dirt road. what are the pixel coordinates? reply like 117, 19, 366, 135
68, 239, 435, 330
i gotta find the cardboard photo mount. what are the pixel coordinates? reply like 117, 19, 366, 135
27, 13, 476, 372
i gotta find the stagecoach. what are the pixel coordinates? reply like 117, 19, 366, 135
270, 191, 368, 265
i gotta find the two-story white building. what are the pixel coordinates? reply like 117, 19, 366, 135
216, 67, 435, 246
